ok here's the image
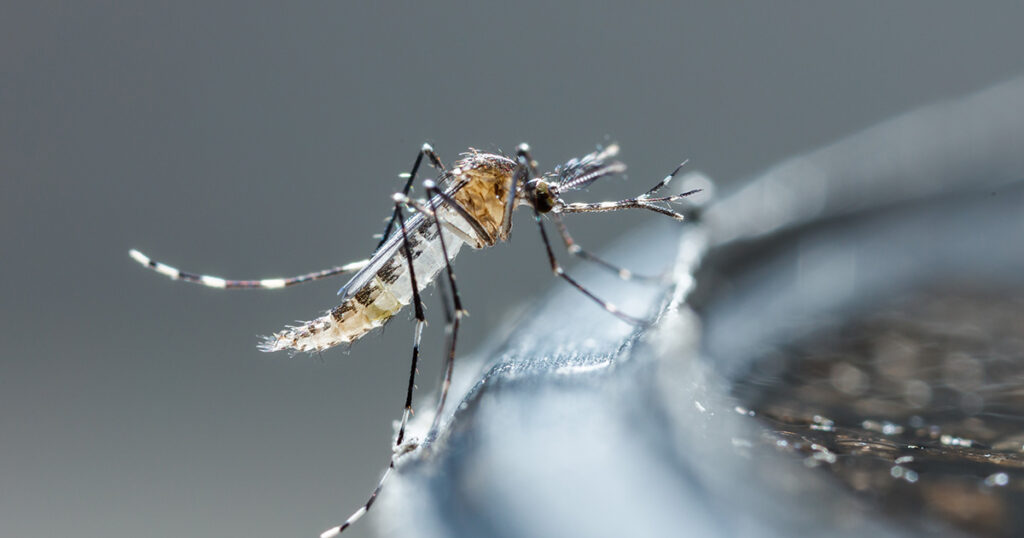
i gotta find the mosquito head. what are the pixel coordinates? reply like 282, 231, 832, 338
525, 178, 558, 213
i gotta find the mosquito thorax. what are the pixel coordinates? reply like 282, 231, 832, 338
526, 178, 557, 213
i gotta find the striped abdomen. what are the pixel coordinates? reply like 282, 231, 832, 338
260, 211, 466, 353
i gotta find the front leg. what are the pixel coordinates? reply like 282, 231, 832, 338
498, 143, 537, 240
549, 212, 664, 282
556, 190, 700, 220
556, 160, 699, 220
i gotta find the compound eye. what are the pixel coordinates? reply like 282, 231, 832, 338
532, 181, 556, 213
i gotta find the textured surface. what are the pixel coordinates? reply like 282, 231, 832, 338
374, 78, 1024, 537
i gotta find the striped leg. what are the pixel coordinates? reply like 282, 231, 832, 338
642, 159, 689, 197
320, 462, 391, 538
392, 190, 492, 248
423, 180, 466, 435
499, 143, 536, 240
557, 189, 701, 220
376, 143, 446, 251
550, 212, 663, 283
556, 160, 699, 220
394, 202, 427, 447
391, 184, 472, 434
516, 148, 647, 324
322, 201, 428, 538
128, 249, 368, 289
533, 207, 647, 326
319, 442, 418, 538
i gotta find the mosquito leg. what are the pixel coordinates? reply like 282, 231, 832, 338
557, 188, 702, 220
128, 249, 368, 289
549, 213, 663, 283
499, 144, 535, 239
319, 441, 418, 538
517, 142, 540, 178
321, 203, 427, 538
376, 143, 446, 251
556, 159, 699, 220
394, 203, 427, 448
642, 159, 689, 197
395, 188, 493, 246
532, 207, 647, 326
423, 180, 465, 435
391, 181, 471, 433
319, 459, 392, 538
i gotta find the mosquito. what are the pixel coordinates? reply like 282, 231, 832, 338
129, 142, 698, 536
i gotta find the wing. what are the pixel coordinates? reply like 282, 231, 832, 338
338, 210, 429, 299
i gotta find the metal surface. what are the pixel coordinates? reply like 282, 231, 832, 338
370, 77, 1024, 537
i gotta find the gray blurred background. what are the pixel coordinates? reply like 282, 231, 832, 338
3, 3, 1024, 538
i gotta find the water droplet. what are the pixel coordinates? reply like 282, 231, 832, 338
903, 379, 932, 408
882, 422, 905, 435
830, 362, 868, 396
984, 472, 1009, 487
940, 434, 974, 448
810, 415, 835, 431
862, 420, 904, 435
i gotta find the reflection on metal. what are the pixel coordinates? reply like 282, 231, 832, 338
379, 76, 1024, 537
